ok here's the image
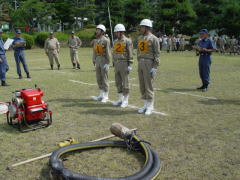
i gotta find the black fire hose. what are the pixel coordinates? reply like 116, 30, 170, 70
49, 135, 161, 180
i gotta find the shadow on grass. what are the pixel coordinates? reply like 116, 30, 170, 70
198, 99, 240, 105
81, 108, 136, 116
48, 98, 136, 115
39, 163, 52, 180
0, 122, 19, 134
48, 98, 113, 108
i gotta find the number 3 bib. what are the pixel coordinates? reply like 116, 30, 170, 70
114, 42, 125, 54
138, 40, 149, 53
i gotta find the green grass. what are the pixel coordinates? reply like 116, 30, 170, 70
0, 48, 239, 180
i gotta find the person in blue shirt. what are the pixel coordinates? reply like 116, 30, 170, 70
196, 29, 216, 92
0, 29, 9, 86
12, 29, 31, 79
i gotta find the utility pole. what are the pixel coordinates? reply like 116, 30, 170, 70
14, 0, 17, 10
107, 4, 114, 45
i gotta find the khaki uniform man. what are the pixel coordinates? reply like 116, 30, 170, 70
219, 37, 226, 54
112, 24, 133, 108
230, 36, 237, 55
172, 36, 177, 51
44, 32, 60, 70
137, 19, 160, 115
180, 36, 185, 51
92, 24, 111, 103
167, 37, 172, 52
67, 31, 82, 69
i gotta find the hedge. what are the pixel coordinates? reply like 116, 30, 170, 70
35, 32, 49, 47
21, 33, 34, 49
1, 33, 34, 49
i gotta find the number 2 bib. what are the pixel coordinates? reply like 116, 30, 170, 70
114, 42, 125, 54
138, 40, 149, 53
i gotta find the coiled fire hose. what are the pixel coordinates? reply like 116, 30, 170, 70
49, 123, 161, 180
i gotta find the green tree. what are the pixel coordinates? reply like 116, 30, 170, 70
124, 0, 151, 31
155, 0, 197, 35
192, 0, 227, 30
95, 0, 125, 27
220, 0, 240, 35
9, 0, 55, 29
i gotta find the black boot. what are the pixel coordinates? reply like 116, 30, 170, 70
58, 64, 60, 70
50, 65, 53, 70
77, 64, 80, 69
26, 73, 31, 79
19, 74, 22, 79
202, 84, 208, 92
1, 80, 9, 86
197, 85, 204, 90
72, 63, 76, 69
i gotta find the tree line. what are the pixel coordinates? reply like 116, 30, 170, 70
0, 0, 240, 36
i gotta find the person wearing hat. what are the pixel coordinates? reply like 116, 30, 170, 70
44, 32, 61, 70
12, 29, 30, 79
67, 31, 82, 69
92, 24, 111, 103
112, 24, 133, 108
0, 29, 9, 86
196, 29, 216, 91
137, 19, 160, 115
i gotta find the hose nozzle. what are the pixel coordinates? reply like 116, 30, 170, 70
110, 123, 134, 139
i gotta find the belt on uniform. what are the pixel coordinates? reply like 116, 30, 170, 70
138, 58, 153, 62
96, 54, 106, 57
48, 49, 57, 51
115, 59, 128, 62
200, 53, 210, 56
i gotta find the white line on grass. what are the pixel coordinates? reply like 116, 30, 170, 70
109, 77, 136, 84
68, 79, 168, 116
69, 80, 216, 100
69, 80, 97, 86
91, 96, 168, 116
130, 83, 217, 100
154, 88, 217, 100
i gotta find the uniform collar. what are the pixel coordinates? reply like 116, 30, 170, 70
202, 37, 209, 41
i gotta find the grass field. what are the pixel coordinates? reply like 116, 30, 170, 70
0, 47, 239, 180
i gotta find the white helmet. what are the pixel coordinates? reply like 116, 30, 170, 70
96, 24, 106, 32
114, 24, 126, 32
140, 19, 152, 28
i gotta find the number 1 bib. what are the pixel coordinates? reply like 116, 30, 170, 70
94, 44, 105, 55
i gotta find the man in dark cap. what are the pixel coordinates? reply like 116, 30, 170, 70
196, 29, 216, 91
12, 29, 31, 79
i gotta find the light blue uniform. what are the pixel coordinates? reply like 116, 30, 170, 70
0, 37, 9, 81
12, 36, 29, 76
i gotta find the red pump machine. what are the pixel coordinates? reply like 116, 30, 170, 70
7, 86, 52, 132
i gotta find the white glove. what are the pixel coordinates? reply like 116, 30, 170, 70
150, 68, 157, 78
103, 64, 109, 72
127, 66, 132, 74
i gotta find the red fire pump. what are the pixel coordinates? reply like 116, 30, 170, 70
6, 86, 52, 132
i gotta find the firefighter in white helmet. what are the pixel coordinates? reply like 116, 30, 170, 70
112, 24, 133, 108
137, 19, 160, 115
92, 24, 111, 103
